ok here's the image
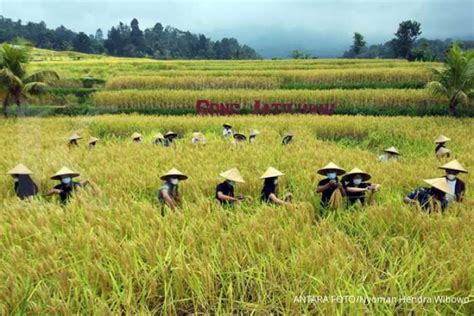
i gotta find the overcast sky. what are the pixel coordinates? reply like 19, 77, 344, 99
1, 0, 473, 57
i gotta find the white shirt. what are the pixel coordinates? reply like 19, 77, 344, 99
446, 179, 456, 202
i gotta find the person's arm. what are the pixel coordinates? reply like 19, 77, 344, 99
346, 186, 368, 193
217, 191, 239, 202
316, 180, 335, 193
46, 188, 62, 196
161, 190, 176, 210
404, 191, 419, 205
269, 193, 288, 205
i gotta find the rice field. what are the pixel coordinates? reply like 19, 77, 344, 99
0, 114, 473, 314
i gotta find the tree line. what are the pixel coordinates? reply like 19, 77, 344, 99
343, 20, 474, 61
0, 16, 260, 59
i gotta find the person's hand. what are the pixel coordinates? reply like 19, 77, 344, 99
53, 189, 63, 194
329, 180, 337, 187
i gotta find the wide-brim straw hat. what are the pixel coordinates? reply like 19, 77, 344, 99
160, 168, 188, 181
384, 146, 400, 155
434, 135, 451, 143
342, 167, 371, 182
154, 133, 164, 140
260, 167, 284, 179
223, 123, 232, 128
423, 177, 454, 196
220, 167, 245, 183
68, 133, 82, 141
50, 166, 80, 180
164, 131, 178, 139
439, 159, 468, 173
131, 132, 142, 139
233, 133, 246, 141
7, 163, 33, 175
436, 147, 450, 157
88, 137, 99, 144
317, 162, 346, 176
249, 129, 260, 137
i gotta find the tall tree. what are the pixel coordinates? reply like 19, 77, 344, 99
391, 20, 422, 60
351, 32, 366, 55
72, 32, 93, 53
130, 18, 146, 57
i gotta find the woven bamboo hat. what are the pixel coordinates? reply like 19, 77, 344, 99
164, 131, 178, 139
233, 133, 246, 141
131, 132, 142, 139
154, 132, 164, 140
223, 123, 232, 128
160, 168, 188, 181
342, 167, 371, 182
249, 129, 260, 137
50, 166, 80, 180
88, 137, 99, 144
436, 147, 450, 157
439, 159, 468, 173
423, 177, 454, 195
68, 133, 82, 141
434, 135, 451, 143
260, 167, 284, 179
220, 167, 245, 183
317, 162, 346, 176
7, 163, 33, 175
384, 146, 400, 155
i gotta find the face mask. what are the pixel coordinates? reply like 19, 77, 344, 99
170, 178, 179, 185
353, 178, 362, 185
250, 137, 255, 143
274, 179, 278, 185
61, 177, 72, 184
13, 177, 19, 182
228, 180, 235, 187
327, 172, 337, 180
446, 174, 456, 181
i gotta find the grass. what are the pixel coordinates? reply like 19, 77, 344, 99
0, 114, 472, 314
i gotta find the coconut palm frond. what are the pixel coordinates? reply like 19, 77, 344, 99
0, 43, 30, 78
426, 81, 447, 96
454, 91, 469, 106
23, 70, 60, 83
0, 68, 22, 91
23, 82, 49, 95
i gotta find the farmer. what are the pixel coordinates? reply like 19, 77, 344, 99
215, 167, 245, 205
68, 133, 81, 147
88, 137, 99, 149
434, 135, 451, 155
164, 131, 178, 147
404, 178, 452, 212
7, 163, 39, 200
191, 132, 206, 145
436, 147, 451, 159
131, 132, 142, 143
260, 167, 291, 205
232, 132, 247, 145
223, 123, 233, 137
342, 167, 380, 207
439, 159, 467, 202
158, 168, 188, 211
378, 146, 400, 162
316, 162, 346, 208
153, 132, 165, 145
47, 166, 90, 205
282, 132, 294, 145
249, 129, 260, 143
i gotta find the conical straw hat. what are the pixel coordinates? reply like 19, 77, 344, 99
233, 133, 246, 141
131, 132, 142, 139
223, 123, 232, 128
160, 168, 188, 180
192, 132, 204, 139
7, 163, 33, 175
435, 147, 450, 157
434, 135, 451, 143
317, 162, 346, 176
88, 137, 99, 144
250, 129, 260, 137
342, 167, 371, 182
260, 167, 284, 179
154, 132, 164, 139
165, 131, 178, 138
384, 146, 400, 155
68, 133, 82, 141
423, 177, 454, 195
50, 166, 80, 180
439, 159, 467, 173
220, 167, 245, 183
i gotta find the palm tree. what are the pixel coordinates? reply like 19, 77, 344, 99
0, 42, 59, 118
427, 43, 474, 116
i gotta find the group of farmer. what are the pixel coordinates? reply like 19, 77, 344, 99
5, 122, 468, 213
